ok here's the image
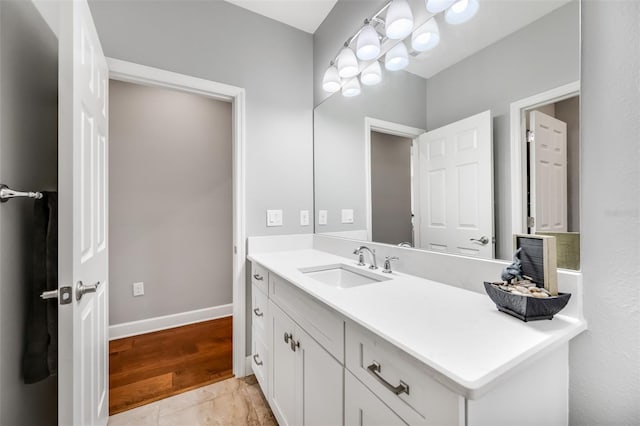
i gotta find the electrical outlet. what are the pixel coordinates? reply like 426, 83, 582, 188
132, 282, 144, 297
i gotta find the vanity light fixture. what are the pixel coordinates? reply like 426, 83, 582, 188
411, 17, 440, 52
342, 78, 362, 97
360, 61, 382, 86
337, 46, 359, 78
445, 0, 479, 24
425, 0, 457, 14
385, 0, 414, 40
356, 24, 381, 61
385, 42, 409, 71
321, 0, 480, 96
322, 65, 341, 93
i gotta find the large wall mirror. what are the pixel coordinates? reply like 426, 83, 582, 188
314, 0, 580, 268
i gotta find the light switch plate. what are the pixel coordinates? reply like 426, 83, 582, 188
266, 209, 283, 227
318, 210, 328, 225
341, 209, 354, 224
300, 210, 310, 226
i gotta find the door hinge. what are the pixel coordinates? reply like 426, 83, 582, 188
527, 216, 535, 227
527, 130, 535, 143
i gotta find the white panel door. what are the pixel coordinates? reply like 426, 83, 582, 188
415, 110, 493, 258
529, 111, 567, 233
58, 1, 109, 425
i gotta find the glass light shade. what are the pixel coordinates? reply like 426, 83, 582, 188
425, 0, 456, 13
411, 18, 440, 52
356, 25, 381, 61
385, 0, 414, 40
322, 66, 341, 93
385, 42, 409, 71
445, 0, 479, 25
337, 47, 359, 78
360, 61, 382, 86
341, 78, 361, 97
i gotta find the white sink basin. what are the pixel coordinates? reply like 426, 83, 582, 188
299, 264, 390, 289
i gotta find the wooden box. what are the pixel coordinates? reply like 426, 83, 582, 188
513, 234, 558, 296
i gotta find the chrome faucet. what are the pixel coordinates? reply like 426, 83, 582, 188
353, 246, 377, 270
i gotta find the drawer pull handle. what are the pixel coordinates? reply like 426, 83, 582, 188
253, 273, 264, 281
253, 354, 263, 366
367, 362, 410, 396
284, 332, 293, 344
253, 308, 264, 317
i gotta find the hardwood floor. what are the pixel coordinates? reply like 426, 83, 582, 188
109, 317, 233, 415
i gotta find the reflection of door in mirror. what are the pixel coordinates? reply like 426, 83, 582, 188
414, 110, 494, 259
525, 96, 580, 269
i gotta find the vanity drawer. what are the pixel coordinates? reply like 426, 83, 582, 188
251, 262, 268, 294
269, 273, 344, 362
251, 328, 269, 394
252, 284, 268, 337
346, 322, 463, 426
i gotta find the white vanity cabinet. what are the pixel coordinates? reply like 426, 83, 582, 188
249, 258, 576, 426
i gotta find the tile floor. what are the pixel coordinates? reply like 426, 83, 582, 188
108, 375, 277, 426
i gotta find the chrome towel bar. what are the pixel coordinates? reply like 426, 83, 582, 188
0, 184, 43, 203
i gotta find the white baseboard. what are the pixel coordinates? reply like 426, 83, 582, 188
109, 304, 233, 340
244, 355, 254, 377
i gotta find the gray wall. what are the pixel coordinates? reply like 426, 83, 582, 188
371, 132, 413, 245
426, 1, 579, 259
314, 71, 426, 232
570, 1, 640, 424
109, 80, 233, 324
554, 96, 580, 232
89, 0, 314, 239
0, 1, 58, 423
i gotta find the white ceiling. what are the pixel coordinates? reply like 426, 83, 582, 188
223, 0, 338, 34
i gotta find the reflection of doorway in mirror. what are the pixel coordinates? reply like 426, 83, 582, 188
370, 131, 415, 246
524, 95, 580, 270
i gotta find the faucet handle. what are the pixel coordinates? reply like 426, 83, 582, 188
382, 256, 399, 274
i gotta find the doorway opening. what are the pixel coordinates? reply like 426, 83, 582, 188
107, 60, 247, 413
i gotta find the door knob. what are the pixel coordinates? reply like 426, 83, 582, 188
76, 281, 100, 301
470, 236, 489, 245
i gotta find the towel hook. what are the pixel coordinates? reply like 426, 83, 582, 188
0, 184, 43, 203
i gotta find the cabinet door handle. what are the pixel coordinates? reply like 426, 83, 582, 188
253, 354, 263, 366
253, 307, 263, 317
290, 338, 300, 352
367, 362, 410, 395
253, 273, 264, 281
284, 332, 292, 344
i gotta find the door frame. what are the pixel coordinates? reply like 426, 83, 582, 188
364, 117, 424, 242
107, 58, 248, 377
509, 81, 579, 237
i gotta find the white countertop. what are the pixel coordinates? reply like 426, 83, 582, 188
248, 249, 586, 399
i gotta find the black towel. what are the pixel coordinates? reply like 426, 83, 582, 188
23, 192, 58, 384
